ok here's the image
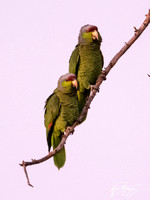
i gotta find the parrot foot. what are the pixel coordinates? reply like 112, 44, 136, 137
76, 118, 81, 124
66, 126, 74, 134
101, 70, 107, 80
90, 85, 99, 92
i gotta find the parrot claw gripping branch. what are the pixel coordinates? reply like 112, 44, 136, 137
20, 10, 150, 187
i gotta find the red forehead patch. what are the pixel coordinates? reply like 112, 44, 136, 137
86, 26, 98, 33
67, 74, 77, 81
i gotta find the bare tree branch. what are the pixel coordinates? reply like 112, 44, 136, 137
22, 161, 33, 187
20, 10, 150, 187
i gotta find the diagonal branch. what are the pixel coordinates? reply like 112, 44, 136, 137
19, 10, 150, 187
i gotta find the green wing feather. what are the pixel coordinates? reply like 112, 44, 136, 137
69, 45, 87, 114
100, 49, 104, 67
69, 45, 80, 75
44, 92, 60, 151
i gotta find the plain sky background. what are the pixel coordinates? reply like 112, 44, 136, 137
0, 0, 150, 199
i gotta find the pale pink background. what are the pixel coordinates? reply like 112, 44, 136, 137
0, 0, 150, 199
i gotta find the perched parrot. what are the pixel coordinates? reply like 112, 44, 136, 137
69, 24, 104, 113
44, 73, 79, 169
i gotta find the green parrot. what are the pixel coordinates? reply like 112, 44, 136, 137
44, 73, 79, 169
69, 24, 104, 113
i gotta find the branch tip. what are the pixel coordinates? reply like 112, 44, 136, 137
134, 26, 138, 32
22, 161, 34, 187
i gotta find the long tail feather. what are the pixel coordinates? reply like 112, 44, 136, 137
52, 135, 66, 169
77, 90, 90, 123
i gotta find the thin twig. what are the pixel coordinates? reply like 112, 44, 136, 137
20, 10, 150, 186
22, 161, 33, 187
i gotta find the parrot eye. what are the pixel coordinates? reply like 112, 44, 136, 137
66, 75, 77, 81
86, 26, 98, 33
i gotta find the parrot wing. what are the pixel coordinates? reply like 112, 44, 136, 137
44, 91, 60, 151
69, 45, 80, 75
100, 49, 104, 67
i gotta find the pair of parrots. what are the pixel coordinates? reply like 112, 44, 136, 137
44, 25, 104, 169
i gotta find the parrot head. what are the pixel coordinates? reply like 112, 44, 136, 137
78, 24, 102, 44
58, 73, 78, 93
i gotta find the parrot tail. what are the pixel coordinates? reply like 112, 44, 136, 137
52, 134, 66, 169
77, 90, 90, 122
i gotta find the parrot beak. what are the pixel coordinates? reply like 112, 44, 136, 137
72, 79, 78, 89
92, 30, 98, 40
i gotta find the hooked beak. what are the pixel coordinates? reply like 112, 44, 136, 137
92, 30, 98, 40
72, 79, 78, 89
